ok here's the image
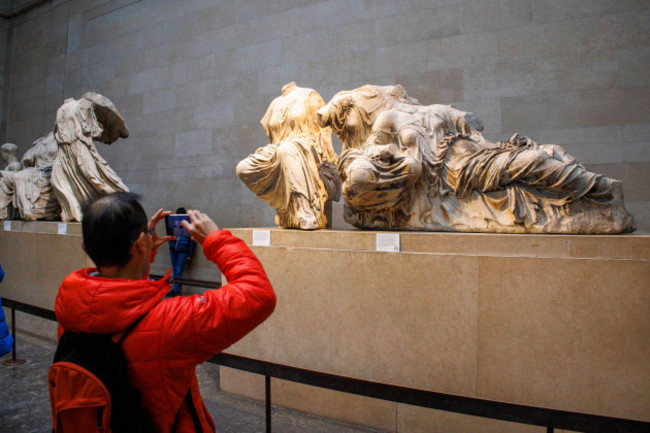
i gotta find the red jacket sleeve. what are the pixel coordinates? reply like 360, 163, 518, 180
159, 230, 276, 362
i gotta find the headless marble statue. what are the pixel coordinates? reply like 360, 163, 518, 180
0, 143, 20, 220
11, 133, 61, 221
51, 92, 129, 222
317, 84, 635, 233
237, 82, 340, 229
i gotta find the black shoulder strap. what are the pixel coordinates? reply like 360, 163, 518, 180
186, 389, 203, 433
117, 312, 150, 346
169, 389, 203, 433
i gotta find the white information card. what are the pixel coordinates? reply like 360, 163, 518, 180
58, 223, 67, 235
3, 221, 10, 231
376, 233, 400, 252
252, 230, 271, 246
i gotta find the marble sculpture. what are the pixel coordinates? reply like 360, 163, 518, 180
316, 84, 635, 233
0, 93, 129, 222
0, 133, 61, 221
51, 92, 129, 222
0, 143, 20, 219
237, 82, 340, 229
11, 133, 61, 221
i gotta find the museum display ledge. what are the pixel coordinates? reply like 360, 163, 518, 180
2, 221, 649, 261
228, 227, 649, 261
2, 220, 82, 235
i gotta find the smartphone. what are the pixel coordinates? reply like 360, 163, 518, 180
165, 214, 191, 237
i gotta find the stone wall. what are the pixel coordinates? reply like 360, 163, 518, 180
0, 12, 10, 140
0, 0, 648, 230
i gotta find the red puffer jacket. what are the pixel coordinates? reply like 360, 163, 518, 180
55, 230, 276, 432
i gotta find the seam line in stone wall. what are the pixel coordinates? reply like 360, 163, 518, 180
249, 245, 648, 261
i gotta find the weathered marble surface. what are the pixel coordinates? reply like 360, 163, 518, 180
317, 84, 636, 233
237, 82, 340, 230
51, 92, 129, 222
1, 143, 21, 172
1, 136, 61, 222
0, 143, 21, 219
12, 133, 61, 221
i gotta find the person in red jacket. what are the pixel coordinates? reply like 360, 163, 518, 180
54, 192, 276, 432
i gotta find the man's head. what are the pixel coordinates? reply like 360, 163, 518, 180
82, 193, 150, 273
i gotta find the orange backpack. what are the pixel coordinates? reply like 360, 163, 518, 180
48, 315, 156, 433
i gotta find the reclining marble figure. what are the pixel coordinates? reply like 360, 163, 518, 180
0, 143, 21, 220
237, 82, 340, 229
316, 84, 635, 233
51, 92, 130, 222
10, 133, 61, 221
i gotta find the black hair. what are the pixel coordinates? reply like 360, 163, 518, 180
82, 192, 148, 268
175, 207, 186, 214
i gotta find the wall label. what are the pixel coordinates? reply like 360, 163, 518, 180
252, 230, 271, 246
376, 233, 400, 252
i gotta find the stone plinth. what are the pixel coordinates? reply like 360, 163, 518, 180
0, 223, 648, 432
220, 228, 650, 432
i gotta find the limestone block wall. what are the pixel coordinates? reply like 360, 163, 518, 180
0, 18, 9, 138
0, 0, 649, 230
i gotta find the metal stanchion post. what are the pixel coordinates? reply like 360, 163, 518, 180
2, 307, 27, 366
265, 375, 271, 433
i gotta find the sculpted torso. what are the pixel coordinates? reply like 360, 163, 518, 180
237, 82, 339, 230
372, 105, 483, 159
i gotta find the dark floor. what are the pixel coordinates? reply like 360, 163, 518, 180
0, 336, 387, 433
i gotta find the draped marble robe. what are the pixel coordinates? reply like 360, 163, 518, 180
236, 82, 340, 229
51, 93, 129, 222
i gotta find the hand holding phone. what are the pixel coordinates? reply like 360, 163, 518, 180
180, 210, 220, 244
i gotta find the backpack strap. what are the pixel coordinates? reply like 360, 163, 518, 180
117, 311, 150, 346
170, 389, 203, 433
186, 388, 203, 433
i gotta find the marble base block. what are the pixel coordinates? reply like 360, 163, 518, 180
1, 223, 648, 432
220, 228, 650, 432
